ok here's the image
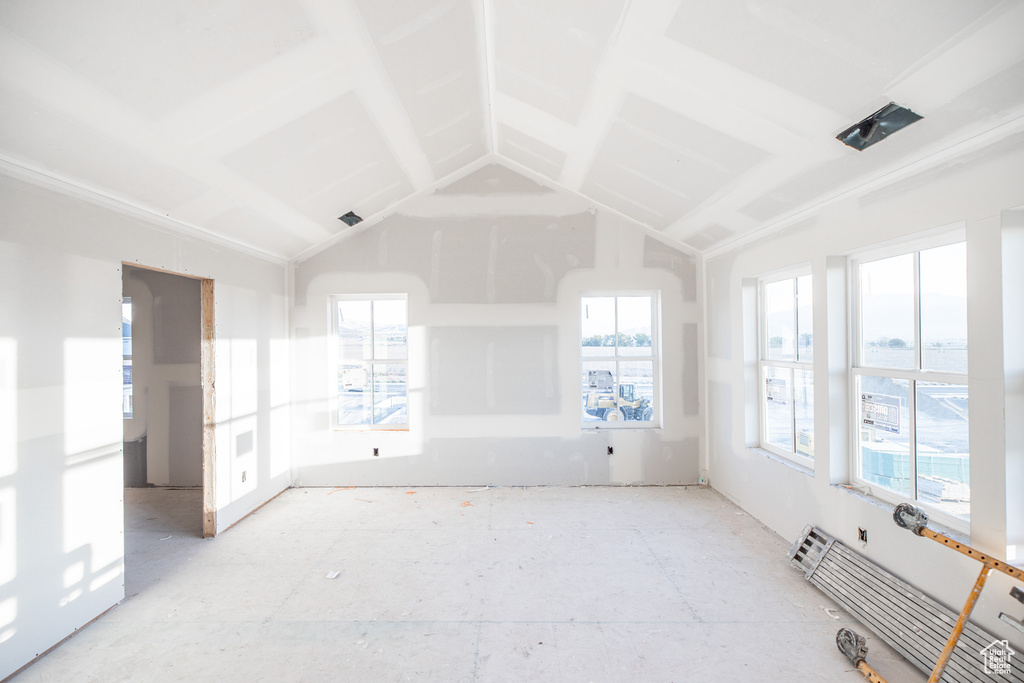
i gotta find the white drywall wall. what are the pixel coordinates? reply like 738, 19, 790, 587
0, 172, 290, 680
703, 136, 1024, 645
290, 164, 702, 486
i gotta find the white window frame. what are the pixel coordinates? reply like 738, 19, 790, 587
850, 230, 969, 531
580, 291, 661, 430
329, 294, 409, 431
758, 269, 814, 466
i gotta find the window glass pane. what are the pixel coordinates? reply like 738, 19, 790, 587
617, 296, 652, 357
338, 362, 371, 425
617, 360, 654, 422
373, 299, 407, 360
338, 300, 372, 360
916, 382, 969, 521
581, 297, 615, 355
373, 364, 407, 425
582, 361, 617, 422
764, 279, 795, 361
920, 243, 967, 373
763, 366, 793, 451
796, 275, 813, 363
122, 298, 133, 419
793, 368, 813, 458
860, 254, 915, 369
858, 376, 911, 497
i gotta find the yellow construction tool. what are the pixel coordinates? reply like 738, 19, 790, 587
839, 503, 1023, 683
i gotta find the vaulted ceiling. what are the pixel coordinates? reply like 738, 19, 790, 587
1, 1, 1023, 262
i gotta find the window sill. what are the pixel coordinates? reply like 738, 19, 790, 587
749, 447, 814, 477
831, 482, 970, 544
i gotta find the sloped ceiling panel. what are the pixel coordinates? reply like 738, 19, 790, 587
667, 0, 1001, 115
0, 0, 1022, 260
493, 0, 627, 125
582, 95, 770, 230
223, 93, 414, 233
355, 0, 488, 179
0, 0, 317, 118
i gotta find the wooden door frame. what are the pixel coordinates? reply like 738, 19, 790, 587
200, 278, 216, 537
122, 263, 217, 537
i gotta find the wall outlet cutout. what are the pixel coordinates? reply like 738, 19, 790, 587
241, 471, 246, 483
607, 446, 613, 455
373, 447, 379, 457
858, 527, 868, 543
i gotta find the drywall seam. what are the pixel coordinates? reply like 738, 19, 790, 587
0, 155, 289, 266
494, 153, 703, 258
291, 153, 494, 264
476, 0, 498, 153
703, 110, 1024, 260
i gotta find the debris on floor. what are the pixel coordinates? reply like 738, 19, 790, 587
325, 571, 339, 579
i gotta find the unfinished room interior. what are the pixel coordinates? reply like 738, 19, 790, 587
2, 0, 1024, 680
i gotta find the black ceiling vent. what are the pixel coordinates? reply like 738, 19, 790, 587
836, 102, 922, 151
338, 211, 363, 226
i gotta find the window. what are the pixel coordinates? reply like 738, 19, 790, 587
331, 295, 408, 429
854, 241, 968, 524
759, 274, 813, 462
580, 294, 658, 427
122, 297, 133, 419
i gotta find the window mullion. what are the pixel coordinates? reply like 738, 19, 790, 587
789, 367, 796, 453
368, 303, 376, 425
913, 252, 922, 372
909, 379, 917, 501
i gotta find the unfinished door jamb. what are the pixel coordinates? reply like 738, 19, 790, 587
201, 278, 216, 538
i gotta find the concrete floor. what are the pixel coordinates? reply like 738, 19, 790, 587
11, 486, 924, 682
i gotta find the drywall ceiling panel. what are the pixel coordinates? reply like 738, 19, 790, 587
354, 0, 487, 178
223, 93, 412, 231
497, 124, 568, 180
493, 0, 626, 125
0, 86, 208, 210
437, 163, 553, 195
666, 0, 1000, 116
681, 224, 734, 252
205, 206, 310, 257
582, 95, 770, 229
0, 0, 316, 117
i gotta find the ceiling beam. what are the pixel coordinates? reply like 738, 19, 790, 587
300, 0, 435, 191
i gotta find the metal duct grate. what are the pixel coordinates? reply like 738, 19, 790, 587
790, 526, 1024, 682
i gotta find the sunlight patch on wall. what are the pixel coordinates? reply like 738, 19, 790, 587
63, 338, 121, 456
0, 339, 14, 478
61, 450, 123, 591
0, 596, 15, 644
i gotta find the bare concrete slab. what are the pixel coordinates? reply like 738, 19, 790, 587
10, 487, 925, 682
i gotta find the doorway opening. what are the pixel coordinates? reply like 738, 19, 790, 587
121, 263, 216, 591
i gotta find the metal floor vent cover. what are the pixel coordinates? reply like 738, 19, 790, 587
790, 526, 1024, 682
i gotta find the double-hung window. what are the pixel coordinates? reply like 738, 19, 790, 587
853, 241, 969, 524
331, 295, 408, 429
759, 273, 813, 462
580, 293, 659, 428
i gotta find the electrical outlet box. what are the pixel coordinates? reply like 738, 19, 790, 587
607, 446, 613, 455
373, 447, 379, 457
858, 527, 868, 543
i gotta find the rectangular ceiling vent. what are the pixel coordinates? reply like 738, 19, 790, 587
338, 211, 363, 226
836, 102, 922, 151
